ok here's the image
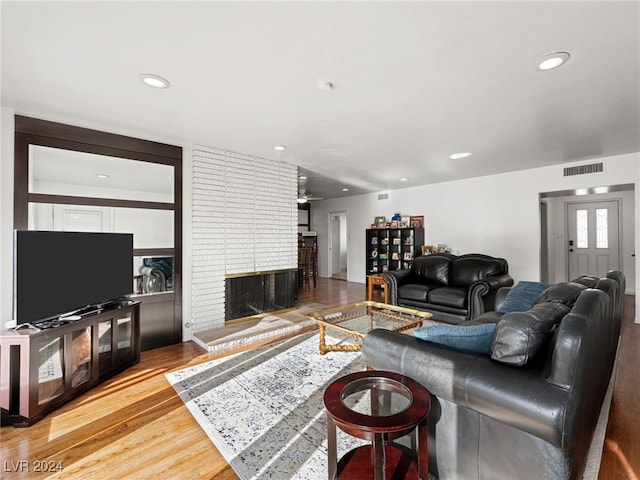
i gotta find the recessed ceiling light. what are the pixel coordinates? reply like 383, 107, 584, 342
297, 197, 308, 204
317, 80, 333, 93
400, 178, 408, 182
96, 174, 109, 179
449, 152, 472, 160
273, 144, 286, 151
139, 73, 171, 89
538, 52, 570, 71
341, 188, 349, 192
299, 175, 307, 180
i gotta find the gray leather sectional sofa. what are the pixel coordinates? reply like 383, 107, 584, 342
362, 271, 625, 480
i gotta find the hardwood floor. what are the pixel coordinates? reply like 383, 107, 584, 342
1, 279, 637, 480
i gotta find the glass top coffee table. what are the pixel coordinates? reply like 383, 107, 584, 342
308, 301, 432, 355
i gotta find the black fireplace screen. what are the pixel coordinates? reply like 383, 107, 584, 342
225, 270, 296, 321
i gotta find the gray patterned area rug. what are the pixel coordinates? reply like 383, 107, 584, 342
167, 330, 612, 480
166, 332, 369, 479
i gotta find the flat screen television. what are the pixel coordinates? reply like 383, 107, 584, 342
14, 230, 134, 325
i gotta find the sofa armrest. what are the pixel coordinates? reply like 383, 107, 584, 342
362, 328, 569, 447
483, 273, 514, 291
383, 269, 413, 305
362, 328, 477, 403
494, 286, 511, 312
467, 274, 514, 319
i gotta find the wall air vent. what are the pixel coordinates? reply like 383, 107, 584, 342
378, 193, 389, 200
564, 163, 603, 177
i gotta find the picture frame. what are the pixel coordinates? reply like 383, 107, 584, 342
409, 215, 424, 228
404, 252, 413, 261
374, 216, 386, 226
398, 221, 408, 228
421, 245, 434, 255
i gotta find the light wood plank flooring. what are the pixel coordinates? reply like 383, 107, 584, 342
1, 278, 637, 479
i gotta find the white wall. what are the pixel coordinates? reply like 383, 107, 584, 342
311, 152, 640, 321
1, 109, 15, 325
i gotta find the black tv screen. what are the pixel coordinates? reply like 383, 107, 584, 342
14, 230, 133, 324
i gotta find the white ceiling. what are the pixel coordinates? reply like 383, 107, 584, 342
2, 2, 639, 201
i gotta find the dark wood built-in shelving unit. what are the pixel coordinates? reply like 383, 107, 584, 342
366, 227, 424, 277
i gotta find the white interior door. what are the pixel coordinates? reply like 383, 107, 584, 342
567, 200, 620, 279
330, 215, 341, 276
52, 205, 114, 232
329, 211, 348, 279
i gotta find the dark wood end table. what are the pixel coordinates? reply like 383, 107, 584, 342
323, 370, 431, 480
367, 274, 389, 303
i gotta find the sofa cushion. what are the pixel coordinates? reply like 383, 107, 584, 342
428, 287, 467, 309
449, 257, 505, 287
497, 281, 550, 314
411, 255, 451, 286
414, 322, 496, 354
571, 275, 600, 288
533, 282, 586, 308
490, 302, 571, 366
397, 283, 431, 302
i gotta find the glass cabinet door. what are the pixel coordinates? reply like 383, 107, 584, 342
115, 313, 133, 363
70, 327, 93, 388
37, 335, 65, 405
98, 320, 113, 374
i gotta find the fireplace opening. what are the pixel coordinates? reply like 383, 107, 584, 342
225, 269, 296, 322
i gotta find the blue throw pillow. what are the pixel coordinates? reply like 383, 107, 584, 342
496, 281, 550, 314
414, 323, 496, 354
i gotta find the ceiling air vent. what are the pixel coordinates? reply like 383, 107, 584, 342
564, 163, 603, 177
378, 193, 389, 200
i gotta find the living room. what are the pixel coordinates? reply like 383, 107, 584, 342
1, 1, 639, 479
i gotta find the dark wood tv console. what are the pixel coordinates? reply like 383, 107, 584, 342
0, 302, 140, 427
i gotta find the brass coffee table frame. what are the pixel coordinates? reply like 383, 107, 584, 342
308, 301, 433, 355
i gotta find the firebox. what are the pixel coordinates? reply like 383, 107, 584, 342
224, 269, 297, 321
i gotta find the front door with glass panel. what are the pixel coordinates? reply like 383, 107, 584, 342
567, 200, 620, 279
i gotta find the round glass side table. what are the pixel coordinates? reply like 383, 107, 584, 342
323, 370, 431, 480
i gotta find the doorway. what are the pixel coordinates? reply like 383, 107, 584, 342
567, 200, 620, 279
540, 184, 634, 293
329, 211, 348, 281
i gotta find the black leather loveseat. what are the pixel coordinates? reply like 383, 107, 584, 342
362, 271, 625, 480
384, 253, 513, 324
